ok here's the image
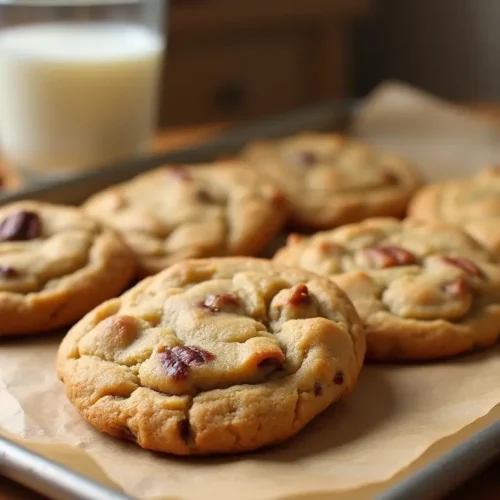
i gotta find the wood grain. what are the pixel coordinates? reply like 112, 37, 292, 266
170, 0, 370, 37
162, 0, 372, 125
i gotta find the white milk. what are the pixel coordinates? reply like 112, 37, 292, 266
0, 22, 163, 173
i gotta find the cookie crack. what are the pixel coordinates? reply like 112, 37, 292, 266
179, 396, 195, 448
75, 275, 352, 402
291, 389, 301, 428
224, 423, 243, 448
41, 241, 95, 291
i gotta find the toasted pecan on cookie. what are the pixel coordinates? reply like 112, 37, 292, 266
0, 201, 135, 336
275, 218, 500, 361
57, 257, 364, 455
243, 133, 421, 229
83, 162, 287, 277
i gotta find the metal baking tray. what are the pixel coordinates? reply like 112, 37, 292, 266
0, 100, 499, 500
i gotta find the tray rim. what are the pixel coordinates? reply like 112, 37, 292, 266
0, 98, 499, 500
377, 413, 500, 500
0, 434, 134, 500
0, 98, 357, 205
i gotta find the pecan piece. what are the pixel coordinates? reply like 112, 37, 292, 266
161, 345, 215, 381
0, 211, 41, 242
174, 345, 215, 365
443, 277, 469, 297
0, 264, 19, 279
196, 189, 217, 204
363, 245, 416, 268
333, 371, 344, 385
441, 256, 483, 277
168, 167, 192, 182
318, 241, 342, 254
257, 356, 284, 369
271, 190, 286, 204
201, 293, 239, 313
382, 171, 400, 185
288, 284, 312, 306
288, 150, 318, 167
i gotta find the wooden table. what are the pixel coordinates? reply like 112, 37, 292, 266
1, 122, 499, 500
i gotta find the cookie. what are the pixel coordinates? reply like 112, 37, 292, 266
0, 201, 135, 336
83, 162, 287, 277
57, 257, 364, 455
408, 167, 500, 254
274, 218, 500, 361
242, 133, 421, 229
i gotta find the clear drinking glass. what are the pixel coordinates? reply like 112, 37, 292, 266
0, 0, 166, 181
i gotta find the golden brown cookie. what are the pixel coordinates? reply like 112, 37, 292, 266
274, 218, 500, 361
0, 201, 135, 336
57, 257, 364, 455
242, 133, 421, 229
408, 167, 500, 254
83, 162, 287, 277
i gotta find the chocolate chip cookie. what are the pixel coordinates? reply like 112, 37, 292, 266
57, 257, 364, 455
242, 133, 421, 229
0, 201, 135, 336
274, 218, 500, 361
82, 162, 287, 277
408, 167, 500, 254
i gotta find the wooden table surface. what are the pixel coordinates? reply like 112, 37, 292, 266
1, 120, 499, 500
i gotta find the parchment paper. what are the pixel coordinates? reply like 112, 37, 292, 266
353, 81, 500, 181
2, 81, 500, 500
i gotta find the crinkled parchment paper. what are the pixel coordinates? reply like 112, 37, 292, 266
2, 81, 500, 500
353, 81, 500, 181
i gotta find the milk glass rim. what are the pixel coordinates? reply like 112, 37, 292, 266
0, 0, 158, 6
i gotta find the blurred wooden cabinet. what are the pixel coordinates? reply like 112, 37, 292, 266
160, 0, 370, 125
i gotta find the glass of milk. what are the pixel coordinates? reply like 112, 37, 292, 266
0, 0, 166, 180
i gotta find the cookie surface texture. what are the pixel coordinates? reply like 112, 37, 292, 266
408, 167, 500, 254
242, 133, 421, 229
83, 162, 287, 277
274, 218, 500, 360
0, 201, 135, 336
57, 257, 365, 455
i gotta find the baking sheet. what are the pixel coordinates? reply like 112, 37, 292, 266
0, 99, 354, 206
1, 82, 500, 500
0, 433, 132, 500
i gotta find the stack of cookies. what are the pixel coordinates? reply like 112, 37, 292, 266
2, 131, 500, 457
